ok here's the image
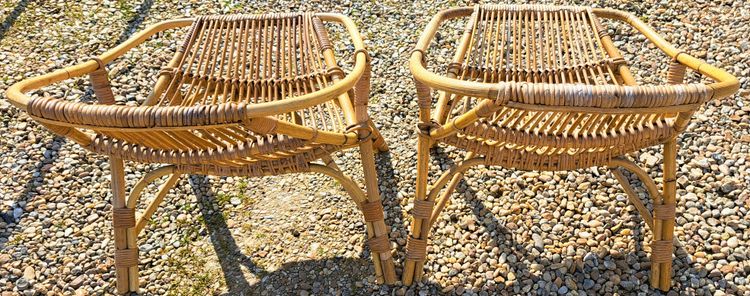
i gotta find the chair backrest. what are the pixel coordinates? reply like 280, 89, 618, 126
455, 5, 621, 86
154, 13, 335, 107
437, 5, 708, 150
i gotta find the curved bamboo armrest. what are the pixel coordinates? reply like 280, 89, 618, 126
5, 18, 194, 111
592, 8, 739, 99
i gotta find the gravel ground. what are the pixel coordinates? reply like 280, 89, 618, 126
0, 0, 749, 295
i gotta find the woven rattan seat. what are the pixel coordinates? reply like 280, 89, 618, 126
403, 5, 738, 291
8, 12, 396, 293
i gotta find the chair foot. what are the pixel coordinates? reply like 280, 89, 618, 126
363, 213, 397, 284
359, 197, 396, 284
358, 138, 396, 284
402, 236, 428, 285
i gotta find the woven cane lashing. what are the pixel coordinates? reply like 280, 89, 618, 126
89, 129, 289, 162
27, 98, 248, 128
176, 153, 314, 176
89, 68, 116, 105
112, 208, 136, 228
361, 201, 385, 222
650, 240, 673, 263
367, 235, 391, 254
667, 60, 687, 85
415, 79, 432, 110
653, 203, 676, 220
412, 199, 434, 220
406, 237, 428, 260
114, 249, 139, 268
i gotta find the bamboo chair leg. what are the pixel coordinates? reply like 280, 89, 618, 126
109, 157, 139, 294
610, 154, 677, 291
655, 139, 678, 291
402, 130, 432, 285
357, 140, 396, 284
403, 153, 484, 285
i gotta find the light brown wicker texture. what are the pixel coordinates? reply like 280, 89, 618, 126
402, 5, 738, 291
6, 12, 396, 293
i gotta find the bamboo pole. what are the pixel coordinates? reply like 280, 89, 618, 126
109, 158, 134, 293
659, 138, 677, 290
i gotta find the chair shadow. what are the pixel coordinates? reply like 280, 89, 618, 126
406, 147, 712, 295
116, 0, 155, 45
185, 147, 406, 295
0, 0, 38, 227
189, 175, 257, 295
247, 257, 379, 295
0, 0, 30, 42
0, 135, 64, 238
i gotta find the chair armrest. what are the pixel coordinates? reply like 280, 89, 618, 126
316, 13, 368, 66
410, 7, 500, 105
239, 13, 369, 120
5, 18, 194, 111
312, 12, 376, 133
593, 8, 739, 100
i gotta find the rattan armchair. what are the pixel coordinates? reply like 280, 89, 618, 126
7, 12, 396, 293
402, 5, 738, 291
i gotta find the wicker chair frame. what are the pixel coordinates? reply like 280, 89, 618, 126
7, 13, 396, 293
402, 5, 738, 291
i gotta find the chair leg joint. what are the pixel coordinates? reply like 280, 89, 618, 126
405, 236, 428, 262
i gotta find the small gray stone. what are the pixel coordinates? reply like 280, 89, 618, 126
728, 237, 739, 248
15, 278, 30, 290
70, 275, 85, 288
620, 280, 635, 290
583, 279, 595, 289
13, 208, 23, 220
532, 233, 544, 250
